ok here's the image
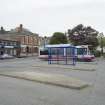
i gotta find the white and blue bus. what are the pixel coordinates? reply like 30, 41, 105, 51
39, 44, 95, 61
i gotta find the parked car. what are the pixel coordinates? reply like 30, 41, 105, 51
0, 54, 14, 59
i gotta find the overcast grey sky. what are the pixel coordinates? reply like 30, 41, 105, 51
0, 0, 105, 36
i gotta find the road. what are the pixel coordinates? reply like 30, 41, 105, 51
0, 57, 105, 105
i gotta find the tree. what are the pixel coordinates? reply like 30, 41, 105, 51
98, 35, 105, 47
103, 37, 105, 47
0, 26, 6, 34
98, 33, 105, 55
49, 32, 68, 44
68, 24, 99, 48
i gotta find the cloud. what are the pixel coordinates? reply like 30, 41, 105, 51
0, 0, 105, 36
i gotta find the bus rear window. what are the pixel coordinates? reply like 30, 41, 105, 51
40, 50, 48, 55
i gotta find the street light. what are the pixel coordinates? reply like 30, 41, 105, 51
44, 36, 47, 48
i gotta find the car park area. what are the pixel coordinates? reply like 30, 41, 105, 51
0, 57, 105, 105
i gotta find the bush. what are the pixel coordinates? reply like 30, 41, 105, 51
93, 50, 101, 57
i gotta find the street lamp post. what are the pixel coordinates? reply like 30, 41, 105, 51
44, 36, 47, 48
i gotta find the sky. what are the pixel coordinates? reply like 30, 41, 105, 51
0, 0, 105, 36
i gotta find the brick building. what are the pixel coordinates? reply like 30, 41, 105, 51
0, 25, 39, 56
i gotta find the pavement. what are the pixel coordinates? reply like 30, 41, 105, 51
0, 57, 105, 105
0, 71, 89, 89
0, 57, 97, 89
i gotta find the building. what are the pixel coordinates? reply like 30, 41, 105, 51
0, 38, 20, 57
39, 36, 51, 47
0, 25, 39, 56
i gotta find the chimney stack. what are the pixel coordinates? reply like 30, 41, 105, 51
19, 24, 23, 32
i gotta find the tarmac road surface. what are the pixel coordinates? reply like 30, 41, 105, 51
0, 57, 105, 105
